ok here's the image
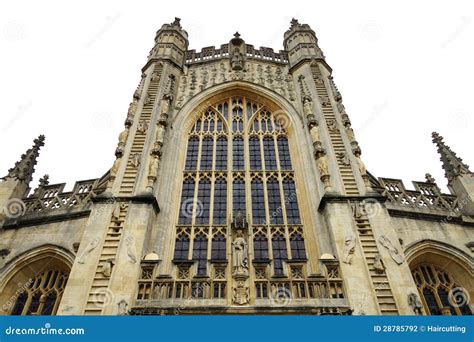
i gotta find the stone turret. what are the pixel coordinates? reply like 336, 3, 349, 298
147, 17, 189, 69
283, 18, 325, 69
432, 132, 474, 216
0, 135, 45, 205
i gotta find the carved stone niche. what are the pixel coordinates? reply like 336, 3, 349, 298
229, 32, 246, 71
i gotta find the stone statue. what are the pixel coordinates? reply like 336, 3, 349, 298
319, 95, 330, 107
232, 230, 248, 276
111, 203, 121, 224
408, 293, 423, 315
130, 153, 141, 168
346, 126, 355, 142
342, 235, 356, 264
155, 124, 165, 145
117, 299, 128, 315
101, 258, 114, 277
232, 280, 249, 305
137, 120, 148, 135
127, 99, 138, 117
160, 97, 170, 116
310, 124, 320, 144
316, 152, 329, 177
143, 93, 151, 106
379, 235, 404, 265
147, 155, 160, 189
151, 71, 160, 82
230, 47, 244, 71
116, 126, 129, 154
373, 253, 385, 274
337, 152, 351, 166
232, 209, 247, 230
303, 97, 313, 116
327, 119, 339, 133
78, 237, 100, 264
110, 156, 121, 177
354, 151, 367, 176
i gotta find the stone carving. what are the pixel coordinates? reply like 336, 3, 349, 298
342, 235, 356, 264
303, 97, 313, 117
116, 125, 130, 155
232, 209, 247, 230
328, 75, 342, 101
78, 237, 100, 264
137, 120, 149, 135
232, 230, 249, 277
143, 92, 152, 106
130, 153, 141, 168
108, 156, 122, 188
346, 126, 356, 142
378, 235, 404, 265
315, 149, 331, 190
337, 152, 351, 166
117, 299, 128, 315
151, 71, 160, 82
425, 173, 435, 183
373, 253, 385, 274
285, 75, 296, 101
314, 74, 324, 85
408, 293, 423, 315
327, 119, 339, 133
298, 75, 311, 100
319, 95, 331, 107
101, 258, 115, 277
126, 235, 138, 264
127, 99, 138, 121
147, 155, 160, 190
309, 124, 321, 146
232, 280, 249, 305
111, 203, 121, 224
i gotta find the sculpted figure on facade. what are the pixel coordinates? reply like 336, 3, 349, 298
373, 253, 385, 274
232, 230, 249, 277
342, 235, 356, 264
408, 293, 423, 315
379, 235, 404, 265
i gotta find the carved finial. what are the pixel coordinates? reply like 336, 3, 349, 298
172, 17, 181, 28
234, 31, 241, 38
290, 18, 299, 29
39, 174, 50, 187
432, 131, 471, 183
425, 173, 435, 183
2, 135, 45, 186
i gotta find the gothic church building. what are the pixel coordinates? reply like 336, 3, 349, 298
0, 18, 472, 316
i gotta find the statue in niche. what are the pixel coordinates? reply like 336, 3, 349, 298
373, 253, 385, 274
160, 96, 171, 116
285, 75, 296, 101
127, 99, 138, 118
232, 230, 248, 276
315, 150, 329, 177
310, 124, 320, 145
233, 280, 249, 305
303, 97, 313, 116
230, 47, 244, 71
117, 125, 130, 151
147, 155, 160, 189
101, 258, 114, 277
342, 235, 356, 264
327, 119, 339, 133
232, 209, 247, 230
319, 95, 330, 107
346, 126, 356, 142
155, 124, 165, 145
111, 203, 121, 224
353, 150, 367, 176
110, 156, 121, 176
379, 235, 404, 265
408, 293, 423, 315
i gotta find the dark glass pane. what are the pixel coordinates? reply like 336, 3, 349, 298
249, 136, 262, 170
283, 179, 301, 224
27, 293, 41, 315
196, 179, 211, 224
41, 292, 57, 315
178, 179, 195, 225
267, 179, 284, 224
423, 288, 441, 315
263, 137, 277, 170
184, 137, 199, 170
290, 234, 306, 260
211, 234, 226, 260
233, 179, 246, 213
254, 234, 269, 260
213, 180, 227, 225
233, 137, 244, 170
251, 180, 265, 225
11, 292, 28, 315
277, 137, 292, 170
272, 235, 288, 276
174, 235, 190, 260
215, 137, 227, 170
200, 137, 214, 171
192, 235, 208, 276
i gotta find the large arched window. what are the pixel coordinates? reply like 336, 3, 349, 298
171, 95, 308, 299
411, 264, 472, 315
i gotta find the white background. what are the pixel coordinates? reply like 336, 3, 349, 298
0, 0, 472, 193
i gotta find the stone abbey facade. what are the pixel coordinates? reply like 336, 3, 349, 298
0, 18, 472, 316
